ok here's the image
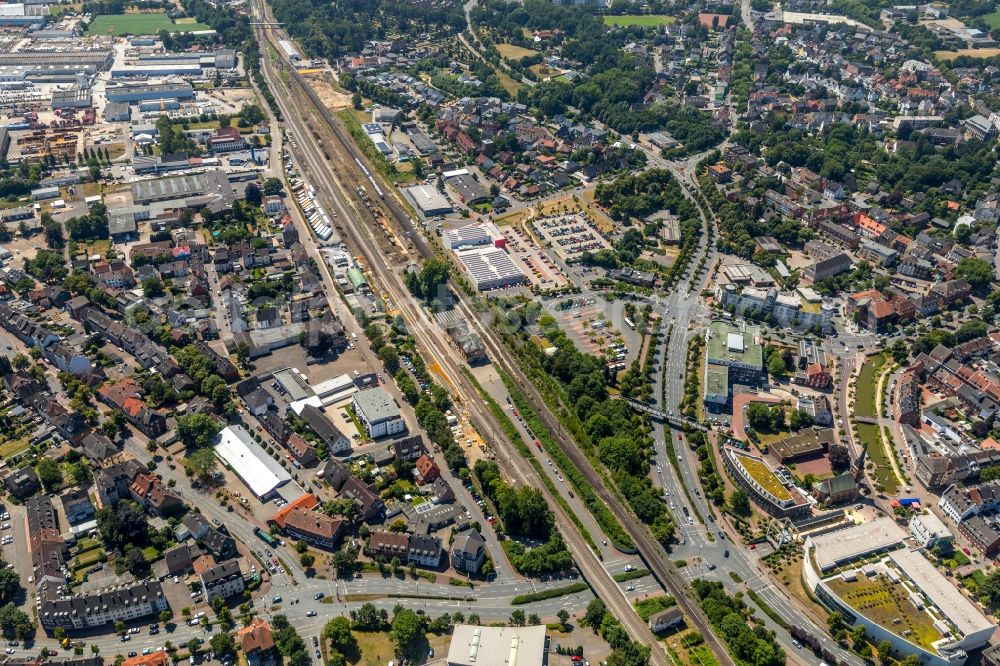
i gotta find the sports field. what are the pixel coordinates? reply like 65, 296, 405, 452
86, 12, 210, 36
603, 14, 677, 26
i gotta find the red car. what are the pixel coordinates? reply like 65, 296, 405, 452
963, 547, 971, 555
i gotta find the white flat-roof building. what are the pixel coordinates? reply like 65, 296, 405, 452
352, 387, 405, 439
311, 374, 357, 404
407, 185, 453, 217
455, 246, 525, 291
808, 517, 908, 572
909, 512, 953, 549
214, 425, 292, 499
443, 224, 492, 250
446, 624, 547, 666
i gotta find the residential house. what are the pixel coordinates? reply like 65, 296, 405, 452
451, 530, 485, 573
237, 618, 275, 666
199, 560, 244, 601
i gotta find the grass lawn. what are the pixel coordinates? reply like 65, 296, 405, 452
0, 437, 29, 458
826, 575, 942, 650
603, 14, 677, 26
86, 12, 209, 36
496, 43, 539, 60
73, 548, 105, 569
855, 353, 886, 418
984, 9, 1000, 30
348, 631, 395, 665
859, 423, 899, 493
497, 70, 522, 96
634, 595, 676, 621
665, 630, 720, 666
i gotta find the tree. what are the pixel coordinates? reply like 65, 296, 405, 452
557, 609, 570, 630
389, 609, 424, 659
377, 345, 400, 374
36, 459, 63, 492
766, 352, 788, 379
210, 632, 236, 661
583, 599, 607, 633
263, 177, 283, 196
245, 183, 263, 207
176, 413, 221, 449
183, 447, 219, 484
142, 277, 165, 298
323, 617, 356, 654
414, 259, 450, 301
96, 501, 149, 552
877, 639, 892, 663
352, 92, 363, 110
0, 604, 33, 641
351, 603, 382, 631
299, 552, 315, 568
187, 638, 203, 657
43, 217, 65, 249
332, 545, 359, 579
160, 610, 173, 625
955, 257, 993, 291
0, 570, 21, 606
729, 489, 751, 517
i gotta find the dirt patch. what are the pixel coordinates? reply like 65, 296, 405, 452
305, 71, 353, 112
787, 454, 833, 479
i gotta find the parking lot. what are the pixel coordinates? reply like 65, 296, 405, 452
550, 298, 642, 367
498, 225, 570, 291
530, 213, 612, 263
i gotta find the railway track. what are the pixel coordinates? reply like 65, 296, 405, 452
249, 8, 733, 664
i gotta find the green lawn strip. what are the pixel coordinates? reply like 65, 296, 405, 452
859, 423, 900, 494
728, 571, 742, 583
511, 582, 589, 605
494, 367, 635, 550
461, 368, 601, 554
855, 353, 886, 418
633, 595, 676, 621
603, 14, 677, 26
613, 568, 651, 583
746, 590, 789, 630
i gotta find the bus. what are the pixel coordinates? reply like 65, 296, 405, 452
624, 317, 635, 330
253, 527, 279, 548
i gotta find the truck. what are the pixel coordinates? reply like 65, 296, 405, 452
253, 527, 279, 547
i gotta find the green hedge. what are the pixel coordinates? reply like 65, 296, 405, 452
511, 582, 588, 605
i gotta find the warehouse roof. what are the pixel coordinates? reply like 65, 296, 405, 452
214, 425, 291, 498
